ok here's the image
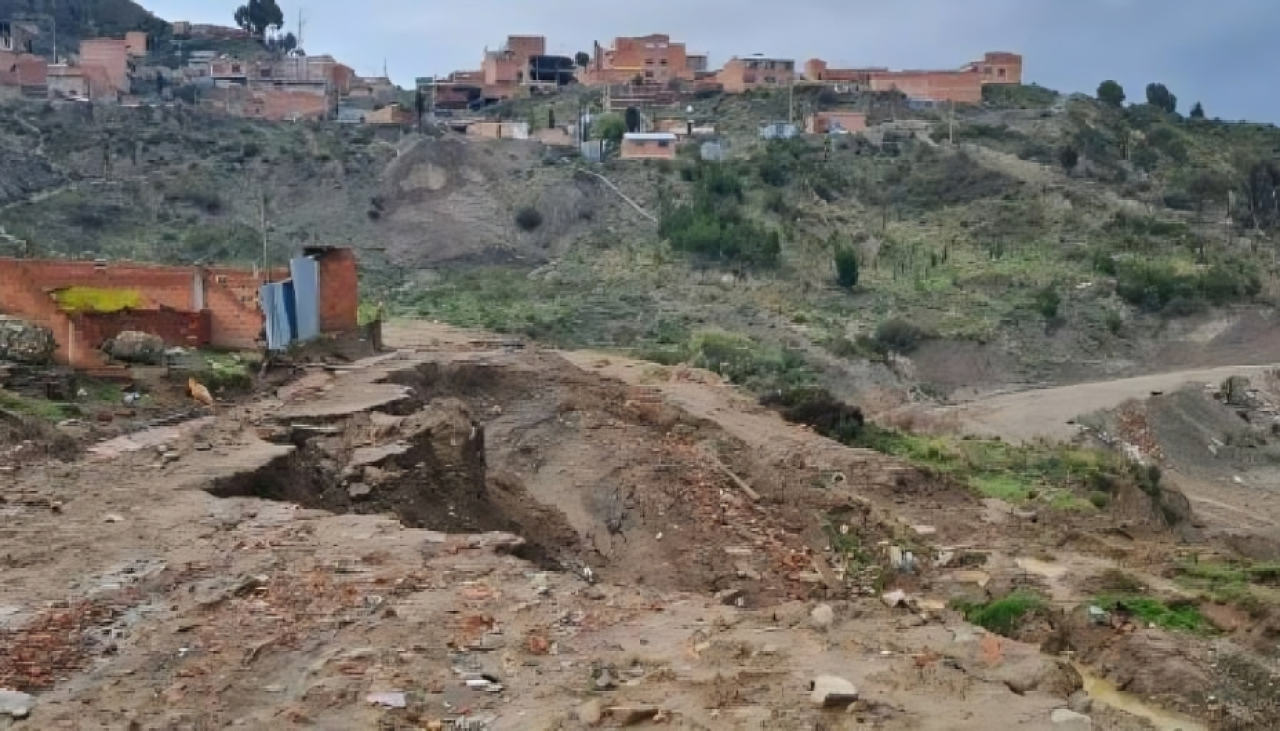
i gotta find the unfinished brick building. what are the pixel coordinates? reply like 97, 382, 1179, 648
802, 51, 1022, 104
580, 34, 702, 86
717, 56, 796, 94
0, 249, 358, 369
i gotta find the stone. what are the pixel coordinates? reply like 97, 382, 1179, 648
593, 668, 616, 690
608, 706, 661, 725
881, 590, 908, 608
809, 676, 858, 708
1050, 708, 1093, 730
1067, 690, 1093, 714
0, 688, 35, 718
0, 317, 55, 364
366, 691, 407, 708
715, 588, 745, 606
347, 483, 373, 499
577, 699, 603, 725
810, 603, 835, 631
104, 513, 125, 523
102, 331, 167, 365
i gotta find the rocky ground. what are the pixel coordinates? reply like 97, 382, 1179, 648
0, 322, 1276, 730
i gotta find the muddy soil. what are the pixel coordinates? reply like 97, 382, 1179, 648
0, 321, 1276, 730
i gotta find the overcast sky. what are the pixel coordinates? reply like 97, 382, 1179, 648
140, 0, 1280, 123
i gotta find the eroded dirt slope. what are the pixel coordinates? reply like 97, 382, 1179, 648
0, 322, 1273, 730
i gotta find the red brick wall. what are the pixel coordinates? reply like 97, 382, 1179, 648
868, 70, 982, 104
79, 39, 129, 93
506, 36, 546, 61
313, 249, 359, 332
717, 57, 796, 94
0, 254, 355, 365
973, 52, 1023, 85
73, 309, 210, 356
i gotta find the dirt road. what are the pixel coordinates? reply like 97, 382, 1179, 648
944, 363, 1278, 442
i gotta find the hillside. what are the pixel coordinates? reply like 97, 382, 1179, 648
0, 0, 167, 53
1, 82, 1279, 406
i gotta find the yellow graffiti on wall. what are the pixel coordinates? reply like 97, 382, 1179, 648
52, 287, 143, 313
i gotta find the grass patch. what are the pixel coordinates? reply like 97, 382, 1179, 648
1174, 560, 1280, 616
0, 389, 75, 421
953, 591, 1046, 636
845, 426, 1119, 506
1093, 595, 1211, 633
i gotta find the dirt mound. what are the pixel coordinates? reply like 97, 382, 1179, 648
379, 138, 629, 268
0, 408, 74, 464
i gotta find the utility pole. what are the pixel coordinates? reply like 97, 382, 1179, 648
949, 100, 955, 145
260, 191, 271, 282
788, 77, 795, 125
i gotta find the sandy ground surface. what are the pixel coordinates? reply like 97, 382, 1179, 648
0, 321, 1274, 730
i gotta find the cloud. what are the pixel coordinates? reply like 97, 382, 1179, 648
141, 0, 1280, 121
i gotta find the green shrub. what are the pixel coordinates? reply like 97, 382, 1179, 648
515, 206, 544, 231
660, 162, 780, 267
1093, 596, 1209, 633
954, 592, 1046, 636
874, 318, 930, 353
760, 387, 866, 443
686, 330, 809, 391
1116, 260, 1259, 313
1033, 285, 1061, 319
1104, 309, 1124, 335
834, 247, 860, 289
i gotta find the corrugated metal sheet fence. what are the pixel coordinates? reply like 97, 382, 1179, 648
259, 255, 323, 351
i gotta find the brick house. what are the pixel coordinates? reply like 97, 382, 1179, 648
0, 20, 37, 54
78, 38, 130, 95
805, 110, 867, 135
961, 51, 1023, 85
867, 69, 982, 104
804, 51, 1021, 104
483, 35, 546, 86
580, 34, 702, 86
124, 31, 148, 57
717, 56, 796, 94
620, 132, 677, 160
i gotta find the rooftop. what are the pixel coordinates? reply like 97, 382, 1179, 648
624, 132, 677, 141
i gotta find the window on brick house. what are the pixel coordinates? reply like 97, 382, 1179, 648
983, 66, 992, 74
232, 64, 242, 73
998, 68, 1006, 79
660, 58, 668, 66
645, 59, 653, 65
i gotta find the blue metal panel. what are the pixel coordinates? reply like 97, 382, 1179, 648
289, 256, 321, 343
259, 282, 293, 351
283, 280, 299, 343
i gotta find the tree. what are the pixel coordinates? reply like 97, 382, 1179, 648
1097, 80, 1125, 107
624, 106, 641, 134
575, 51, 590, 68
1190, 101, 1205, 119
234, 0, 285, 38
1239, 160, 1280, 231
595, 114, 625, 145
1145, 83, 1177, 114
834, 246, 859, 289
1058, 145, 1079, 175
